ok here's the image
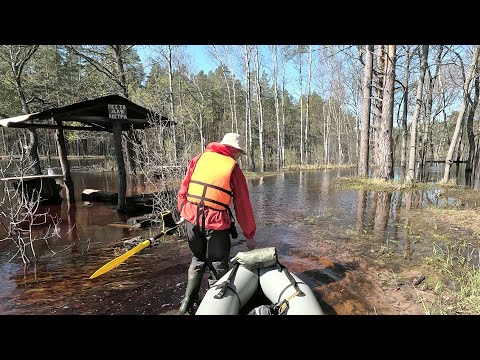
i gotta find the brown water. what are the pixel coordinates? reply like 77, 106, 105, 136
0, 165, 479, 315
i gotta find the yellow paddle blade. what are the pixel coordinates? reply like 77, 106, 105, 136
89, 239, 151, 279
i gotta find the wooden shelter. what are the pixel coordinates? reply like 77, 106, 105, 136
0, 95, 173, 210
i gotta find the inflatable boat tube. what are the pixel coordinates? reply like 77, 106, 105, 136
259, 265, 324, 315
195, 264, 259, 315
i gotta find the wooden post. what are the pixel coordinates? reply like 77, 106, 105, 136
125, 130, 137, 175
113, 120, 127, 211
55, 120, 75, 203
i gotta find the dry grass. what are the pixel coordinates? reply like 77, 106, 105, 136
334, 176, 459, 191
282, 164, 355, 171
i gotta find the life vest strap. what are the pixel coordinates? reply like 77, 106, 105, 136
187, 194, 231, 211
270, 263, 306, 315
214, 262, 242, 308
189, 179, 233, 197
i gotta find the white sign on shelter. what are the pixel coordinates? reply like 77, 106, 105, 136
108, 104, 127, 119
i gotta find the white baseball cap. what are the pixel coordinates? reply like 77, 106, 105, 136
220, 133, 246, 154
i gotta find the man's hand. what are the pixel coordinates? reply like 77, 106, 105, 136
246, 237, 256, 250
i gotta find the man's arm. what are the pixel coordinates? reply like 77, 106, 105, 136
231, 165, 256, 242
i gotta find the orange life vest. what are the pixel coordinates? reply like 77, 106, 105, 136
186, 152, 237, 210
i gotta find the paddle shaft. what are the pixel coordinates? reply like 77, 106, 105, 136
89, 219, 184, 279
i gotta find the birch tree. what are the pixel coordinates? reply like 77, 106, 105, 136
373, 45, 385, 169
406, 45, 429, 182
211, 46, 236, 132
465, 76, 479, 179
399, 46, 412, 172
167, 45, 178, 163
244, 45, 255, 170
419, 46, 443, 176
443, 45, 480, 183
254, 46, 265, 172
270, 45, 282, 171
304, 45, 313, 164
280, 46, 290, 167
225, 46, 239, 132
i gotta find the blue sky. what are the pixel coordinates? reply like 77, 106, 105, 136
137, 45, 217, 75
136, 45, 302, 99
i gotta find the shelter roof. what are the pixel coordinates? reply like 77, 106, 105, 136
0, 94, 172, 132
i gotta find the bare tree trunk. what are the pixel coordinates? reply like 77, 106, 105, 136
212, 46, 235, 132
336, 109, 344, 163
167, 45, 178, 163
406, 45, 429, 182
466, 76, 479, 177
375, 45, 396, 180
443, 45, 480, 183
474, 131, 480, 181
112, 45, 137, 175
305, 45, 313, 164
373, 45, 385, 169
271, 45, 282, 171
358, 45, 374, 177
244, 45, 255, 171
225, 46, 238, 132
281, 53, 287, 167
324, 99, 331, 164
299, 52, 304, 165
419, 47, 443, 180
254, 46, 265, 172
191, 75, 206, 151
400, 46, 412, 172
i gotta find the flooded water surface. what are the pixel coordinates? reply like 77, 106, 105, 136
1, 163, 479, 315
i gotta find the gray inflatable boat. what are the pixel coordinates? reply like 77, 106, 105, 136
195, 247, 324, 315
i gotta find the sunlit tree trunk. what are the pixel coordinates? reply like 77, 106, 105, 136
244, 45, 255, 171
270, 45, 282, 171
443, 45, 480, 183
374, 45, 396, 180
254, 46, 265, 172
225, 46, 238, 132
167, 45, 178, 163
112, 45, 137, 176
358, 45, 374, 177
280, 51, 287, 167
466, 76, 479, 178
400, 46, 412, 173
305, 45, 313, 164
211, 46, 235, 132
373, 45, 385, 169
191, 75, 206, 151
406, 45, 429, 182
324, 99, 331, 164
298, 51, 304, 165
420, 47, 443, 178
